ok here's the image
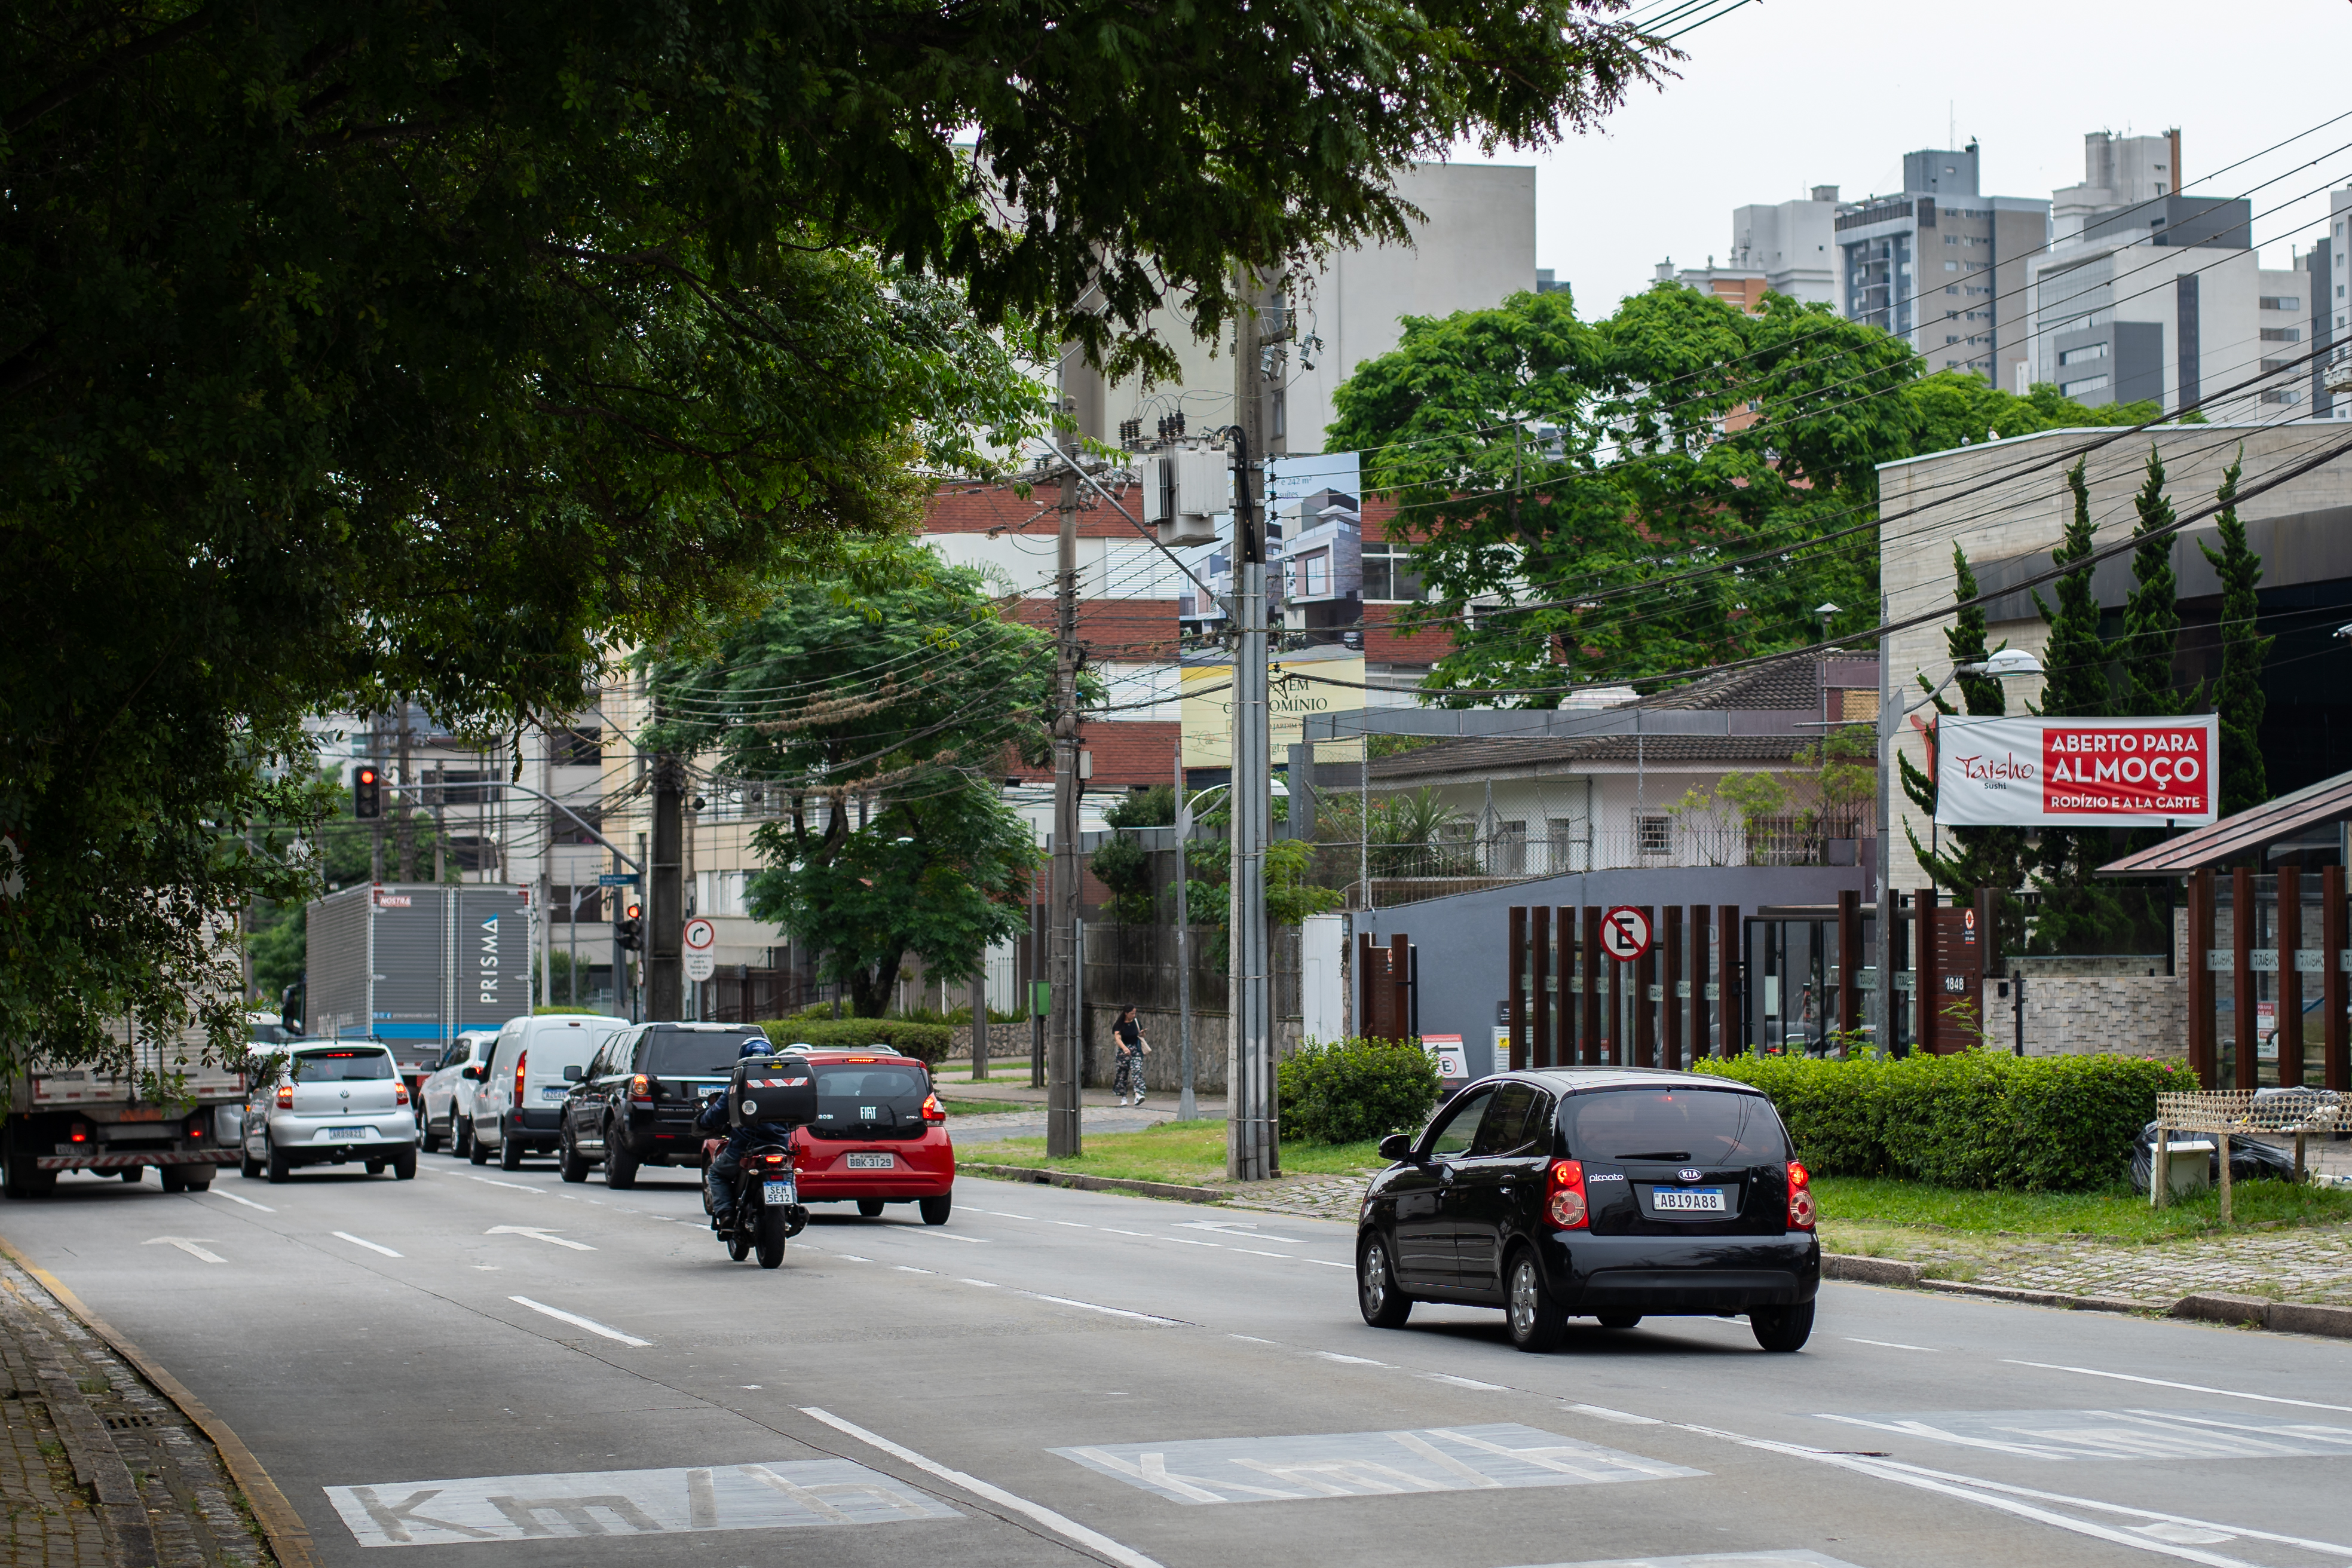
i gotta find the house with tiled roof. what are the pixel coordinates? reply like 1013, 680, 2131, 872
1349, 654, 1881, 877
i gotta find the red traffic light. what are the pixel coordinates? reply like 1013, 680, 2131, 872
353, 766, 383, 820
624, 901, 642, 921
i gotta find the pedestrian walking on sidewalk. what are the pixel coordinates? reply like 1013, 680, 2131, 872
1112, 1005, 1151, 1106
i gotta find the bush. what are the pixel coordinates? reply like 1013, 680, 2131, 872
758, 1018, 958, 1065
1278, 1037, 1441, 1146
1691, 1051, 2198, 1190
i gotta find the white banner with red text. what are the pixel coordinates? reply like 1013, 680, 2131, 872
1932, 714, 2219, 827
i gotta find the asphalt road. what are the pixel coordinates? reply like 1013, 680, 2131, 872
3, 1148, 2350, 1568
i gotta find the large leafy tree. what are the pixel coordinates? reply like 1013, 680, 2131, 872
2198, 454, 2271, 817
1327, 285, 1919, 699
643, 550, 1065, 1015
4, 0, 1671, 1068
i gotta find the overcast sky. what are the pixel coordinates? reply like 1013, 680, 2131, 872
1461, 0, 2352, 316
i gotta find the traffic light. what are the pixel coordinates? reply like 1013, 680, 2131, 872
615, 901, 643, 951
353, 765, 382, 819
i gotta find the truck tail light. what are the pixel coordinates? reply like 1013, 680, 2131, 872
921, 1094, 946, 1123
69, 1122, 90, 1144
394, 1083, 411, 1107
1544, 1159, 1588, 1230
629, 1073, 652, 1105
275, 1084, 293, 1109
1787, 1160, 1815, 1230
514, 1051, 527, 1108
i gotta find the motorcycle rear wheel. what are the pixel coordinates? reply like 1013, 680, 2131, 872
727, 1206, 754, 1261
756, 1206, 788, 1269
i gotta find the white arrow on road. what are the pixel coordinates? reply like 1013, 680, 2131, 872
485, 1226, 595, 1252
143, 1237, 226, 1264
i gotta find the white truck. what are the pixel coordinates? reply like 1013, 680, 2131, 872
4, 1019, 248, 1197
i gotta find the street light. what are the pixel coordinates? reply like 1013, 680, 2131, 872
1873, 646, 2045, 1056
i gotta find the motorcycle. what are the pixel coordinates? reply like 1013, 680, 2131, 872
706, 1138, 808, 1269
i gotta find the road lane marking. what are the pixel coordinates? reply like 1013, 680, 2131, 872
142, 1237, 226, 1264
2002, 1360, 2352, 1414
1054, 1423, 1700, 1505
1566, 1404, 1661, 1426
334, 1232, 404, 1258
1100, 1228, 1152, 1237
1671, 1420, 2296, 1568
1427, 1374, 1505, 1391
801, 1406, 1164, 1568
507, 1297, 651, 1348
203, 1190, 274, 1212
1176, 1221, 1302, 1244
895, 1267, 936, 1275
1022, 1293, 1184, 1325
1163, 1238, 1223, 1248
486, 1226, 595, 1252
1235, 1250, 1293, 1259
1229, 1335, 1275, 1344
904, 1230, 985, 1243
323, 1457, 954, 1545
1845, 1337, 1938, 1351
958, 1279, 1000, 1288
1315, 1353, 1386, 1366
1812, 1407, 2352, 1462
962, 1207, 1092, 1229
466, 1177, 547, 1194
1304, 1260, 1353, 1269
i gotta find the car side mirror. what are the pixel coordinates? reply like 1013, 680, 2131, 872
459, 1065, 480, 1081
1378, 1133, 1415, 1162
562, 1064, 582, 1082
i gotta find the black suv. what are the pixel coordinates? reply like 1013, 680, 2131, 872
1355, 1068, 1820, 1353
557, 1022, 769, 1187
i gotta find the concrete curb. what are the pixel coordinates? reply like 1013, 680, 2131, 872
0, 1236, 320, 1568
2173, 1292, 2352, 1338
0, 1271, 158, 1567
1820, 1254, 1925, 1287
962, 1163, 1228, 1204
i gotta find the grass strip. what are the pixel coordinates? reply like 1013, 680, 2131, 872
975, 1119, 1384, 1186
1815, 1174, 2352, 1243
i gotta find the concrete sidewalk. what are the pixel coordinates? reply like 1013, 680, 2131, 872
0, 1250, 272, 1567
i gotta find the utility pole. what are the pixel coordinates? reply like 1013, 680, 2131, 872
1174, 739, 1196, 1122
394, 701, 416, 881
1873, 591, 1895, 1055
648, 756, 684, 1021
1228, 271, 1276, 1180
1048, 433, 1085, 1158
368, 713, 387, 884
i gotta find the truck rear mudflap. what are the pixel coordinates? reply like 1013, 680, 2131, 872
36, 1150, 242, 1171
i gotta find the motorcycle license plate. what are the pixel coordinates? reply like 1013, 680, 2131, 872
763, 1180, 795, 1206
1651, 1187, 1727, 1213
844, 1152, 894, 1170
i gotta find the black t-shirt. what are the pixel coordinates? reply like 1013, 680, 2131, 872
1114, 1016, 1143, 1050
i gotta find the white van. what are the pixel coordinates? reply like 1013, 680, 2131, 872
470, 1013, 626, 1172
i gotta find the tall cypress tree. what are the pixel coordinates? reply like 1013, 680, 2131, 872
2028, 460, 2132, 953
1901, 546, 2030, 945
2198, 451, 2271, 817
2123, 446, 2195, 718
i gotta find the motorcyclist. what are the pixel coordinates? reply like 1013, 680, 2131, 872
697, 1039, 804, 1225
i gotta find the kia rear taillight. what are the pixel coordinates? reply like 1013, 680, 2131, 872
1787, 1160, 1815, 1230
921, 1094, 946, 1123
514, 1051, 527, 1107
629, 1073, 652, 1105
394, 1083, 410, 1107
1544, 1159, 1588, 1230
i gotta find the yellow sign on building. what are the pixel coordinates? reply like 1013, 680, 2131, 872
1179, 654, 1367, 769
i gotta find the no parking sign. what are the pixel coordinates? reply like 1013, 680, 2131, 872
1598, 906, 1653, 962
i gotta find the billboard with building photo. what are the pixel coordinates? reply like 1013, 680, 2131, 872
1179, 651, 1367, 768
1933, 714, 2218, 827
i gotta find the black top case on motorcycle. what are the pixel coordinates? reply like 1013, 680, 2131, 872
728, 1054, 818, 1131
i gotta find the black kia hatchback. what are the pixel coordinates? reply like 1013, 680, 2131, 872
1355, 1068, 1820, 1353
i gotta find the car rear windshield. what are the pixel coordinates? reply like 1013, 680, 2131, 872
293, 1049, 394, 1081
1564, 1088, 1786, 1163
811, 1064, 928, 1123
647, 1033, 767, 1077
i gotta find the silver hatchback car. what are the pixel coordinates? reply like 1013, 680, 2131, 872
241, 1041, 418, 1183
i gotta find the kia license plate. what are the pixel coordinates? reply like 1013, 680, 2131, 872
763, 1180, 795, 1206
327, 1126, 370, 1139
1652, 1187, 1727, 1212
844, 1152, 894, 1170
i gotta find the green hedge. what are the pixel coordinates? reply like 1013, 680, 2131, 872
757, 1018, 957, 1065
1690, 1051, 2198, 1190
1278, 1037, 1440, 1145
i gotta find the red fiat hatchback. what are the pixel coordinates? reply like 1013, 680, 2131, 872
787, 1050, 957, 1224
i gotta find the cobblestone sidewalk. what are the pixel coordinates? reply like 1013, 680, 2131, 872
0, 1254, 270, 1567
1827, 1218, 2352, 1309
